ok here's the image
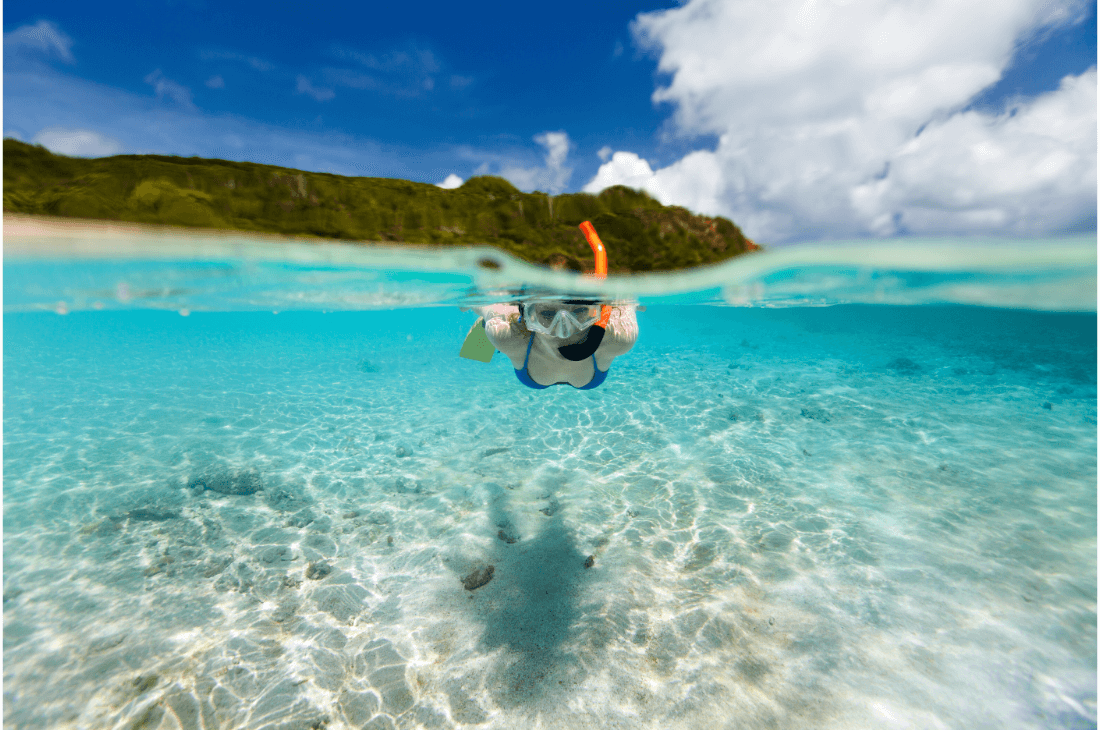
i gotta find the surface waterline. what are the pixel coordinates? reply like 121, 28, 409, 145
4, 215, 1096, 312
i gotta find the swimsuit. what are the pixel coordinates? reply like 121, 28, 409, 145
515, 335, 609, 390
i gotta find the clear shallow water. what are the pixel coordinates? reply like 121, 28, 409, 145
3, 225, 1097, 730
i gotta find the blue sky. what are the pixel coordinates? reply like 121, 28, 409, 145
4, 0, 1096, 242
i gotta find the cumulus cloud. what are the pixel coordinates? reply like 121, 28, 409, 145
144, 69, 195, 108
585, 149, 728, 214
4, 20, 74, 63
498, 131, 573, 194
32, 127, 122, 157
297, 75, 335, 102
437, 173, 464, 189
587, 151, 654, 189
584, 0, 1096, 242
852, 69, 1097, 235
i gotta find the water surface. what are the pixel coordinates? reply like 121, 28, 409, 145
3, 222, 1096, 729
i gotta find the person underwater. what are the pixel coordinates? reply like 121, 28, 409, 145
474, 298, 638, 389
460, 222, 639, 390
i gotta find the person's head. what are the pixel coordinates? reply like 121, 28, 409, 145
521, 300, 600, 340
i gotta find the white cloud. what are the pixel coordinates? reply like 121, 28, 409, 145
497, 131, 573, 194
323, 69, 378, 90
206, 75, 225, 89
587, 151, 654, 189
5, 20, 74, 63
538, 132, 569, 173
198, 50, 273, 72
336, 45, 439, 74
437, 173, 464, 189
852, 69, 1098, 235
32, 127, 122, 157
296, 75, 335, 102
144, 69, 195, 109
585, 0, 1095, 242
4, 64, 499, 184
585, 149, 727, 215
328, 43, 444, 98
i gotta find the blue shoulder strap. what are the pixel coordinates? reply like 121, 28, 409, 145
514, 336, 549, 389
515, 336, 609, 390
576, 355, 609, 390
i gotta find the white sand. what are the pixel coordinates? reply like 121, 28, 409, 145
3, 302, 1095, 729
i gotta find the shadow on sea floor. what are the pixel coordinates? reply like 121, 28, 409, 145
464, 480, 595, 712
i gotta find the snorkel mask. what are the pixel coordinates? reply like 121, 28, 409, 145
514, 221, 614, 360
522, 301, 601, 339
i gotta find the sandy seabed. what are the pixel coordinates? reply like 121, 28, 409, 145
3, 304, 1096, 730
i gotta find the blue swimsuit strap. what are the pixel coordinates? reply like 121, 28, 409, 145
515, 335, 607, 390
514, 336, 548, 389
577, 358, 609, 390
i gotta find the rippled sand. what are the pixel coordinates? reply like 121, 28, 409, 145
3, 305, 1095, 729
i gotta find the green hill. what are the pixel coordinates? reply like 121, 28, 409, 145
3, 139, 758, 272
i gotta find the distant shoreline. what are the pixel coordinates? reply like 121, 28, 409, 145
4, 212, 329, 246
3, 139, 759, 274
2, 213, 515, 266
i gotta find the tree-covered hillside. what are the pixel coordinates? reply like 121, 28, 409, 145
3, 139, 758, 272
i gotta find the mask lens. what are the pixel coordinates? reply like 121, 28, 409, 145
524, 301, 599, 337
573, 306, 598, 323
528, 304, 560, 321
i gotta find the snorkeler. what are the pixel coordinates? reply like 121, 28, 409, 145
462, 222, 639, 389
475, 298, 638, 389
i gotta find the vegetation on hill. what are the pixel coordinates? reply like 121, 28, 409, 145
3, 139, 758, 272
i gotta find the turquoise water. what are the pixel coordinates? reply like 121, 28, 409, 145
3, 226, 1097, 729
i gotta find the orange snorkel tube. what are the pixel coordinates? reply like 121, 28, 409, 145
581, 220, 613, 325
557, 221, 613, 361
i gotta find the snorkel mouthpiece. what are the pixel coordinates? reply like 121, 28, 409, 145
558, 222, 613, 362
557, 323, 606, 361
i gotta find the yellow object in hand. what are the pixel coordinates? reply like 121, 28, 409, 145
459, 317, 496, 362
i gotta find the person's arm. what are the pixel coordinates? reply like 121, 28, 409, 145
475, 304, 530, 368
594, 303, 638, 369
